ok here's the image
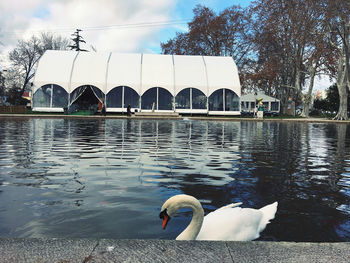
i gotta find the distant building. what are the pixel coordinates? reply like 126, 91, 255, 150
314, 90, 327, 100
241, 92, 280, 114
32, 50, 241, 115
0, 95, 9, 106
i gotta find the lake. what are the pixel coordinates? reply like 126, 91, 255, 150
0, 118, 349, 241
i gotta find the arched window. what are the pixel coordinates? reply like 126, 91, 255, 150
175, 88, 207, 110
141, 87, 172, 110
33, 84, 68, 108
175, 88, 190, 109
106, 86, 139, 108
107, 87, 123, 108
224, 89, 240, 111
209, 89, 223, 111
209, 89, 239, 111
52, 85, 68, 107
141, 87, 157, 110
33, 85, 51, 107
124, 87, 139, 108
192, 88, 206, 109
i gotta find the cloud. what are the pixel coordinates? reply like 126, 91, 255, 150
314, 75, 334, 91
0, 0, 177, 61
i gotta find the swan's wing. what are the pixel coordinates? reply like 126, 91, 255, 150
196, 207, 264, 241
215, 202, 242, 211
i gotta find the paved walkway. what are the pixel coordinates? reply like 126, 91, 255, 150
0, 238, 349, 263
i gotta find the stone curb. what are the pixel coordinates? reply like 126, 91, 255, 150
0, 238, 349, 263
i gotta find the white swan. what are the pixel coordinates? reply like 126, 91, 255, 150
159, 194, 278, 241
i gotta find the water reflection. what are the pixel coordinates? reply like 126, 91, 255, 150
0, 118, 349, 241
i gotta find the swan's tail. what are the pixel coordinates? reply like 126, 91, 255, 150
258, 202, 278, 232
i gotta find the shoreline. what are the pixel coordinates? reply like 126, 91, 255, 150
0, 113, 349, 123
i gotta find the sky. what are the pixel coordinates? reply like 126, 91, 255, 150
0, 0, 331, 90
0, 0, 251, 57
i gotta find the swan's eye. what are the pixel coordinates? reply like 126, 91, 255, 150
159, 209, 166, 219
159, 209, 171, 229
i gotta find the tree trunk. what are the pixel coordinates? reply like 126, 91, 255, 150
334, 82, 348, 120
334, 45, 348, 120
301, 66, 316, 118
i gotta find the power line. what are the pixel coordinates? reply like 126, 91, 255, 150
1, 19, 190, 36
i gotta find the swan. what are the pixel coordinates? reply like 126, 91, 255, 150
159, 194, 278, 241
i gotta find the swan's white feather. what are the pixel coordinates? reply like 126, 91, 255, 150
160, 194, 278, 241
196, 202, 278, 241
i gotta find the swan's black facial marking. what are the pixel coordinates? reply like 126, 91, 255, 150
159, 209, 171, 229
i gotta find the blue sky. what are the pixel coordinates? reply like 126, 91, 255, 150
155, 0, 252, 53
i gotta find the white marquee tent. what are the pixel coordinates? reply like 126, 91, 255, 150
32, 50, 241, 115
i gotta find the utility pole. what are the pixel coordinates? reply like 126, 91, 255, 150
69, 29, 88, 51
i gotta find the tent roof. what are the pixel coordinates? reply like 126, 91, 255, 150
173, 55, 207, 96
33, 50, 240, 97
106, 53, 142, 94
33, 50, 77, 93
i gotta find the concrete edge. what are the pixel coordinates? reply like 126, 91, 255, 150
0, 238, 349, 263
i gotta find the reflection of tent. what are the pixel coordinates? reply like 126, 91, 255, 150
32, 50, 241, 115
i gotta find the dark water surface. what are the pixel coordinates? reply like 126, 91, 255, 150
0, 118, 349, 241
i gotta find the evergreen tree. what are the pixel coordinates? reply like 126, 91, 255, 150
69, 29, 88, 52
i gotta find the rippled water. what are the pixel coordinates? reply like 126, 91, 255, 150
0, 118, 349, 241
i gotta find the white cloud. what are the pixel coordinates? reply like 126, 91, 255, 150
0, 0, 177, 65
314, 75, 334, 91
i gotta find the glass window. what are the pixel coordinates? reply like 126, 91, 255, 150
124, 87, 139, 108
263, 102, 269, 111
271, 101, 279, 111
209, 89, 223, 111
52, 85, 68, 108
158, 88, 172, 110
141, 87, 157, 110
107, 87, 122, 107
192, 88, 207, 109
225, 89, 239, 111
250, 102, 255, 109
175, 88, 190, 109
33, 85, 51, 107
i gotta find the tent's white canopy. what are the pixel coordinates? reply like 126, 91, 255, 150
33, 50, 240, 98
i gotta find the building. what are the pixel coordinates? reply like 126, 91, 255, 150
240, 92, 280, 114
32, 50, 241, 115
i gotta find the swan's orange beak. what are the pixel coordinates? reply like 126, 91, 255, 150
159, 209, 171, 229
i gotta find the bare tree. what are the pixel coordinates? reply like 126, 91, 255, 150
8, 33, 70, 103
250, 0, 331, 115
40, 32, 70, 51
324, 0, 350, 120
9, 36, 42, 98
161, 5, 252, 66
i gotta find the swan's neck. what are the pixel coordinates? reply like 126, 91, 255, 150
175, 197, 204, 240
